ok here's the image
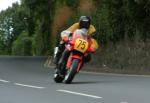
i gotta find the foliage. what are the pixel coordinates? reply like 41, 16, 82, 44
0, 38, 6, 55
65, 0, 79, 9
0, 0, 150, 56
22, 0, 56, 55
0, 2, 28, 54
92, 0, 150, 44
12, 31, 32, 56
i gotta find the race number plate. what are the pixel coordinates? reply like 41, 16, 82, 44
74, 38, 89, 53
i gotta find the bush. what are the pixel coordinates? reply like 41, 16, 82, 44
12, 31, 32, 56
0, 40, 6, 55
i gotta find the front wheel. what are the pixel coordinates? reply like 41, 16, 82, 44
64, 59, 80, 84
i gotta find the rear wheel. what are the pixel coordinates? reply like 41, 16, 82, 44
53, 69, 64, 83
64, 59, 80, 84
53, 54, 68, 83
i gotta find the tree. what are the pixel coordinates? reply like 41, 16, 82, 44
22, 0, 56, 55
0, 2, 28, 54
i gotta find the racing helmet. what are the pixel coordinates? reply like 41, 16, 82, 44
79, 16, 91, 29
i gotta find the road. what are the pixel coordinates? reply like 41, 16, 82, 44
0, 56, 150, 103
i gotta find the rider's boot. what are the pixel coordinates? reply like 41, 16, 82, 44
57, 49, 70, 76
53, 43, 65, 65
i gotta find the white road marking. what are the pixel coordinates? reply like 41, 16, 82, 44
121, 102, 128, 103
14, 83, 45, 89
0, 79, 10, 83
57, 89, 103, 99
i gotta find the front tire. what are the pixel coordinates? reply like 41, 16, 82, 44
64, 59, 80, 84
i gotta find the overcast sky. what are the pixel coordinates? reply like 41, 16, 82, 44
0, 0, 20, 11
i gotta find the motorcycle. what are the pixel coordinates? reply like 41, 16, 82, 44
53, 28, 97, 84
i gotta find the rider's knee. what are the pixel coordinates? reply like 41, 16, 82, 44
84, 53, 92, 63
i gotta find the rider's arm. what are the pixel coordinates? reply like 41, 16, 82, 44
60, 30, 71, 42
87, 24, 96, 37
67, 23, 79, 33
61, 23, 79, 42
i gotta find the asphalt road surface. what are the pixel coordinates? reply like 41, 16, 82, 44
0, 56, 150, 103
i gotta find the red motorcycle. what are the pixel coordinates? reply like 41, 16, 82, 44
53, 29, 98, 84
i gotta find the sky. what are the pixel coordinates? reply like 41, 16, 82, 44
0, 0, 20, 11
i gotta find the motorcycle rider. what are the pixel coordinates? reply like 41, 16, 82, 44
53, 16, 98, 75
